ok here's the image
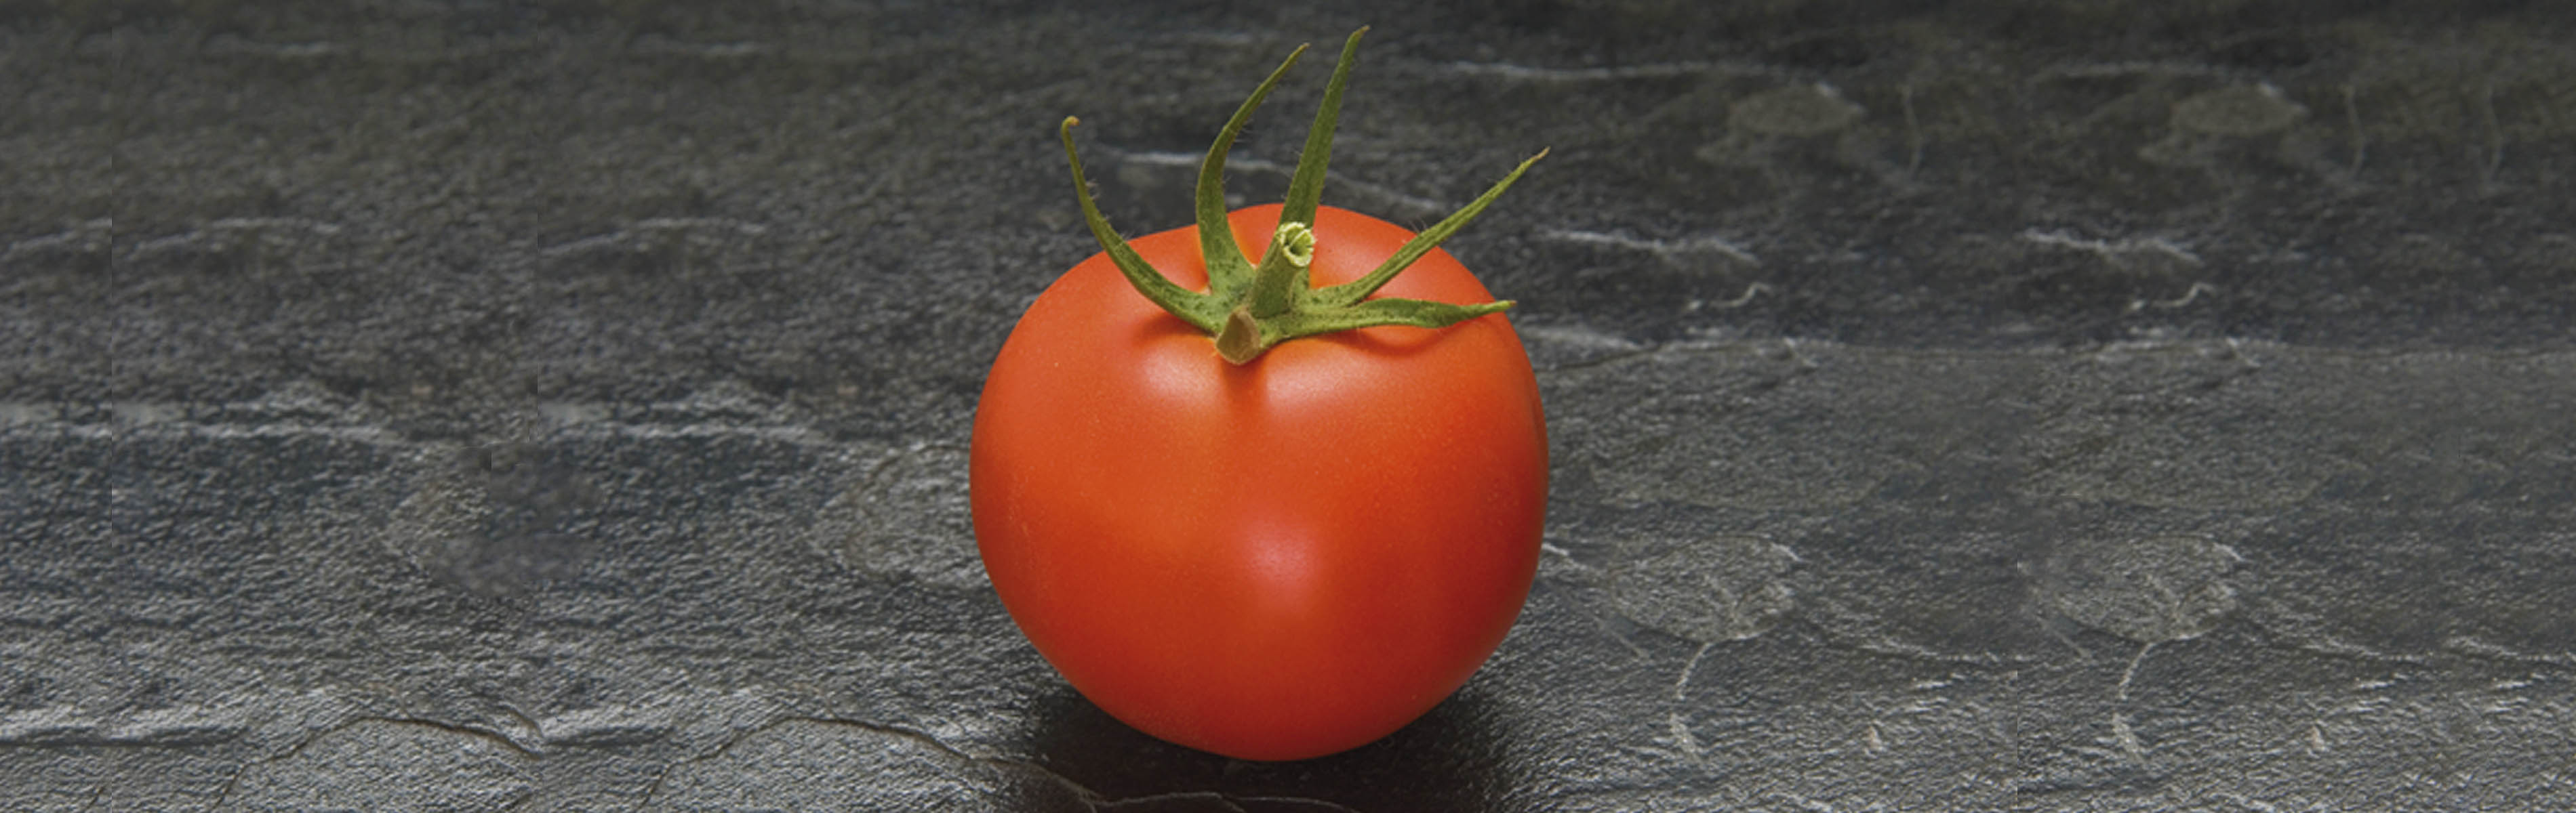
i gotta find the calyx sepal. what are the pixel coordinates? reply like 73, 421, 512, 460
1058, 27, 1544, 364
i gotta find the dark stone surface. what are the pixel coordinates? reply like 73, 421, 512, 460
6, 1, 2573, 810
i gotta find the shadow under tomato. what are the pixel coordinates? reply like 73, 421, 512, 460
1021, 682, 1518, 812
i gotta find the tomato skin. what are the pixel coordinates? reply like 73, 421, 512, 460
971, 203, 1547, 761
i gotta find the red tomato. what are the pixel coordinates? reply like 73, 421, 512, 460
971, 203, 1548, 760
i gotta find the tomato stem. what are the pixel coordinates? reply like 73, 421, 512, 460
1060, 27, 1544, 365
1247, 222, 1315, 319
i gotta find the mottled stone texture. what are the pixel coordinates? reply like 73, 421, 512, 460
5, 1, 2574, 810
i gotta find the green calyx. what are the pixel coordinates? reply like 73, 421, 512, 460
1059, 27, 1546, 365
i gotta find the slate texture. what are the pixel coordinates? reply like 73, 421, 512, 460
5, 1, 2575, 810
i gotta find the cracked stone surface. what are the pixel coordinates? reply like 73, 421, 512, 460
7, 2, 2574, 810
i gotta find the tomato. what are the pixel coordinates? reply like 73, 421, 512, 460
969, 30, 1548, 761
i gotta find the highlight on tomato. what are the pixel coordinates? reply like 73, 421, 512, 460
970, 28, 1549, 762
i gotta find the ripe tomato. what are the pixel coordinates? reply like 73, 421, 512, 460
970, 29, 1548, 761
971, 203, 1547, 760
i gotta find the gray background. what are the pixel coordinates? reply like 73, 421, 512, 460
7, 1, 2574, 810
